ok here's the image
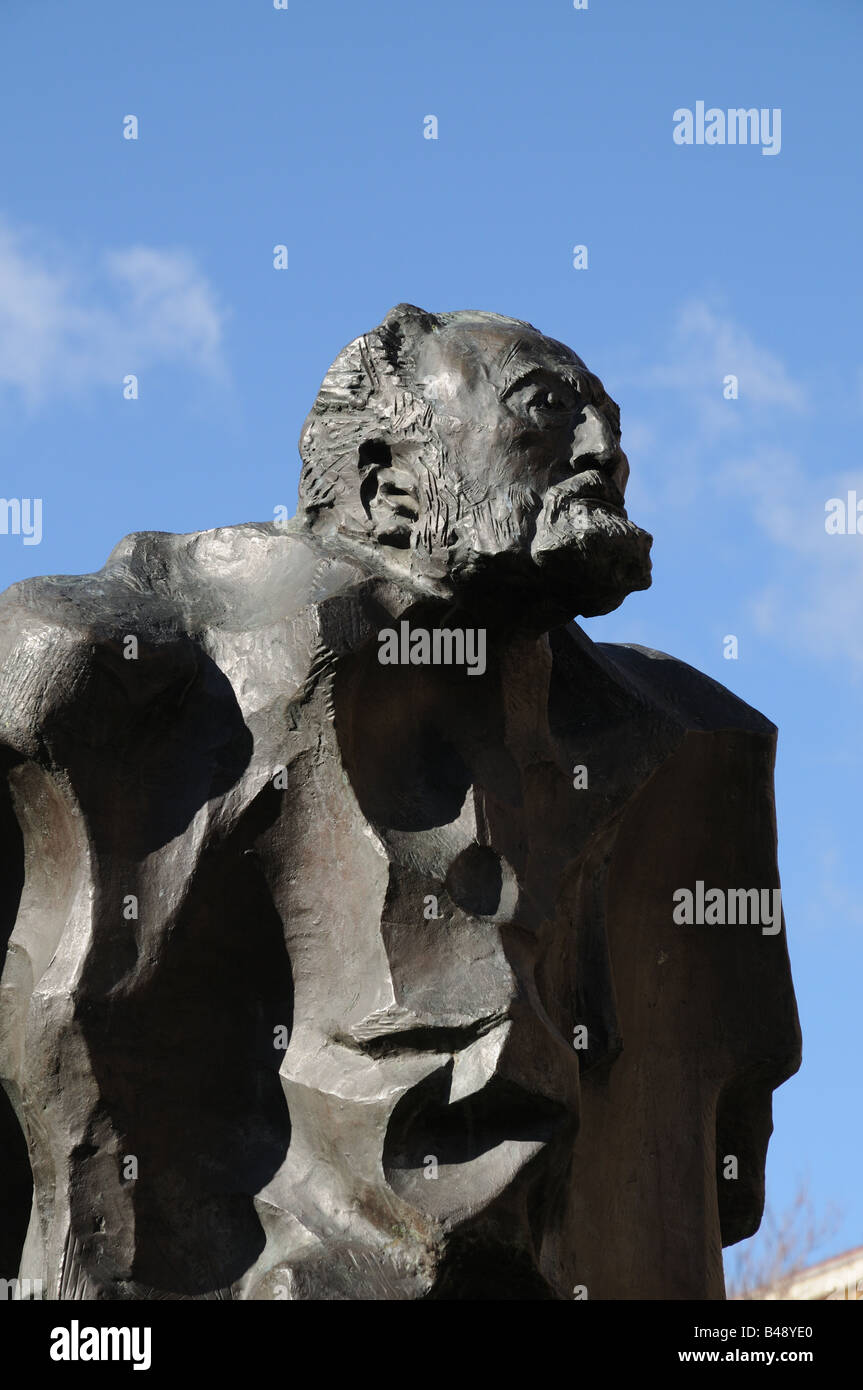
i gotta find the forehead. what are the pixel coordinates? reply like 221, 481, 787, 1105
413, 321, 588, 403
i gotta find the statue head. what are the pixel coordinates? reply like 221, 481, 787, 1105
298, 304, 652, 625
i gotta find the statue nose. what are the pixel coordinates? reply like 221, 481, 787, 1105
572, 404, 618, 464
571, 405, 630, 493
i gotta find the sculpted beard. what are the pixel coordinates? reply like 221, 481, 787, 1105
425, 474, 653, 619
530, 475, 653, 617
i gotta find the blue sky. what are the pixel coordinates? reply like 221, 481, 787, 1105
1, 0, 860, 1284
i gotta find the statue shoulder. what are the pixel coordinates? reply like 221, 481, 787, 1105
596, 639, 777, 738
549, 623, 775, 739
0, 520, 364, 755
0, 536, 188, 757
0, 520, 324, 637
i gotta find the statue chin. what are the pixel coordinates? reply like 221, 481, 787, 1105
435, 513, 652, 627
529, 507, 654, 619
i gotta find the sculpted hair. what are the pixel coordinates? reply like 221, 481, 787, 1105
298, 303, 444, 538
297, 303, 541, 548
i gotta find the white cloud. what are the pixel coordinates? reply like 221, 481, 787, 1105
716, 448, 863, 669
618, 299, 808, 515
645, 298, 803, 412
623, 301, 863, 670
0, 221, 228, 404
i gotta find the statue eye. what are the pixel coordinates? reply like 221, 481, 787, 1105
526, 386, 573, 413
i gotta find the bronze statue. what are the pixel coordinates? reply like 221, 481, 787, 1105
0, 305, 800, 1299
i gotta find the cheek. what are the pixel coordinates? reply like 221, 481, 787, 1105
506, 423, 574, 484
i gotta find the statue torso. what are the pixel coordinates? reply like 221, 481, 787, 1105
0, 524, 800, 1299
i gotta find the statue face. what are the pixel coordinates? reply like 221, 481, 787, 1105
413, 318, 624, 498
410, 317, 653, 620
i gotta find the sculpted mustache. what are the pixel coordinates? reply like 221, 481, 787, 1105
457, 475, 626, 520
540, 472, 627, 519
427, 479, 634, 556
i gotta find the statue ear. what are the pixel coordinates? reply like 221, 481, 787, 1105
358, 438, 421, 549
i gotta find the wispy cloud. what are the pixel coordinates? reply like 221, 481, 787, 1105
644, 298, 803, 412
0, 220, 228, 404
715, 449, 863, 666
624, 299, 863, 670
